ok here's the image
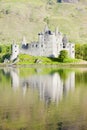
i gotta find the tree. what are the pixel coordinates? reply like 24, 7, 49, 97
58, 50, 68, 62
75, 44, 83, 59
0, 46, 2, 53
2, 53, 10, 62
83, 44, 87, 61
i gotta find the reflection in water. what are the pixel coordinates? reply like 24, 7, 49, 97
1, 67, 87, 130
3, 67, 75, 104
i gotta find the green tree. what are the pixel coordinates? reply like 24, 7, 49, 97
2, 53, 10, 62
58, 50, 68, 62
6, 46, 11, 53
83, 44, 87, 61
75, 44, 83, 59
0, 46, 2, 53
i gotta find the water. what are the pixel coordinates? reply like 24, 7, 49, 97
0, 67, 87, 130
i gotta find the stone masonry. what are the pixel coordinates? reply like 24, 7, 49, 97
11, 25, 75, 61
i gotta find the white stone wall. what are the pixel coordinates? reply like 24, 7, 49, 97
11, 26, 75, 59
10, 44, 19, 61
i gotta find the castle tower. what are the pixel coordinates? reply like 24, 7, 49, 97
21, 36, 26, 46
62, 35, 68, 48
38, 33, 44, 44
10, 41, 19, 61
44, 24, 49, 33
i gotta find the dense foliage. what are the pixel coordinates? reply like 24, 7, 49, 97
58, 50, 68, 62
0, 45, 11, 62
75, 44, 87, 61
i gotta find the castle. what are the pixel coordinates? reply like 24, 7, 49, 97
11, 25, 75, 61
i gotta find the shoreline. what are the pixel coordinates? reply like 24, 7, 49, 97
0, 62, 87, 68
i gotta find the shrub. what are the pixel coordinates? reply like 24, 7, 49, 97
58, 50, 68, 62
2, 53, 11, 62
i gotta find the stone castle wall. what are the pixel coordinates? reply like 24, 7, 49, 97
11, 26, 75, 61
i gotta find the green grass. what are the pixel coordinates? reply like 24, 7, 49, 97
18, 54, 55, 65
0, 0, 87, 44
17, 54, 84, 65
63, 58, 83, 63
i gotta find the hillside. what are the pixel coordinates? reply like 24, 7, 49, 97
0, 0, 87, 44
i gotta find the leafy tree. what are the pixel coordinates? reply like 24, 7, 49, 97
2, 53, 10, 62
6, 46, 11, 53
75, 44, 83, 59
58, 50, 68, 62
83, 44, 87, 61
0, 46, 2, 53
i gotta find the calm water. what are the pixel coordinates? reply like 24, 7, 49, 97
0, 67, 87, 130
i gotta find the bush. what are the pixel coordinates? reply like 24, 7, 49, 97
58, 50, 68, 62
2, 53, 11, 62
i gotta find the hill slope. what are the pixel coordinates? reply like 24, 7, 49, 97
0, 0, 87, 44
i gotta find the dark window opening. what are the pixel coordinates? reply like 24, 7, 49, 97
22, 44, 28, 49
63, 46, 66, 48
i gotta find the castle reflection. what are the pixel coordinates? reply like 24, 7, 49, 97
3, 67, 75, 104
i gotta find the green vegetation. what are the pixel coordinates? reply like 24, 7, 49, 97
0, 45, 11, 62
0, 43, 86, 64
75, 43, 87, 61
0, 0, 87, 44
58, 50, 68, 62
18, 54, 82, 65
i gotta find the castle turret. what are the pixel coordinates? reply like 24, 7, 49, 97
62, 35, 68, 48
38, 33, 44, 44
10, 41, 19, 61
44, 25, 49, 33
21, 36, 26, 46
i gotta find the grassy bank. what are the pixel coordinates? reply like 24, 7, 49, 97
17, 54, 84, 65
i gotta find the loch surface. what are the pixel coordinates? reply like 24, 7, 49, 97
0, 67, 87, 130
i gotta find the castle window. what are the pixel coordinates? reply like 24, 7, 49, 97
41, 45, 43, 47
72, 51, 74, 53
32, 45, 34, 47
63, 46, 66, 48
15, 51, 17, 52
36, 44, 38, 47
